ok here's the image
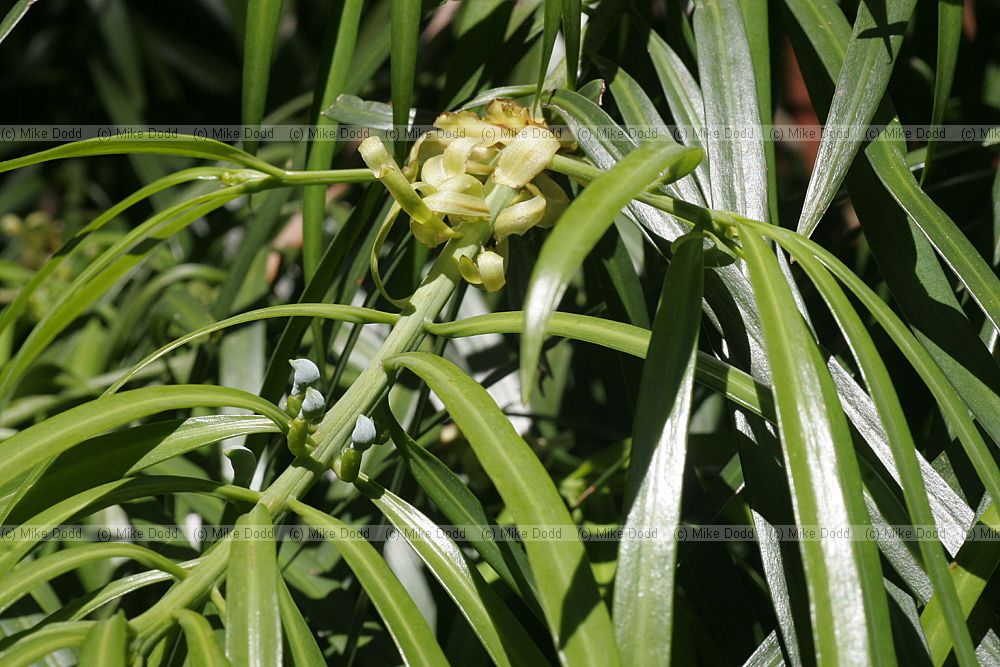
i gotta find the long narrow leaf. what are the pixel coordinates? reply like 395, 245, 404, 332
242, 0, 284, 154
288, 500, 449, 667
176, 609, 232, 667
520, 139, 702, 398
0, 385, 287, 489
740, 227, 895, 665
613, 235, 703, 665
383, 352, 621, 667
356, 476, 550, 667
796, 0, 916, 236
227, 504, 282, 667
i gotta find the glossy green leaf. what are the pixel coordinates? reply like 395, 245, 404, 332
785, 0, 1000, 442
176, 609, 232, 667
743, 631, 784, 667
105, 303, 397, 395
0, 0, 34, 45
383, 352, 621, 667
302, 0, 364, 279
288, 500, 449, 667
921, 504, 1000, 666
0, 623, 91, 667
740, 226, 895, 665
390, 0, 421, 160
356, 476, 549, 667
242, 0, 284, 154
922, 0, 963, 181
646, 29, 711, 199
1, 477, 257, 577
0, 385, 287, 489
0, 136, 281, 176
871, 147, 1000, 333
276, 576, 325, 667
613, 235, 703, 665
384, 407, 540, 606
544, 89, 695, 241
78, 612, 129, 667
766, 225, 977, 665
693, 0, 768, 221
537, 0, 561, 99
0, 544, 187, 615
227, 504, 282, 667
521, 139, 702, 399
796, 0, 916, 236
561, 0, 580, 89
12, 415, 276, 521
0, 185, 251, 404
426, 311, 775, 421
754, 221, 1000, 662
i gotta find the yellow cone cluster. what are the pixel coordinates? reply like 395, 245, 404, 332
360, 99, 572, 293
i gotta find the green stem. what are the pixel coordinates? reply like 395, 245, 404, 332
273, 168, 374, 186
130, 184, 516, 649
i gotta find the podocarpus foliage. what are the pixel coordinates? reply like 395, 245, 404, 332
0, 1, 998, 665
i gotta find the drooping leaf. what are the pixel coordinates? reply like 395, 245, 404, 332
383, 352, 621, 666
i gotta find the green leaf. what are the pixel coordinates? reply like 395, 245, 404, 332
0, 623, 91, 667
740, 226, 896, 665
743, 631, 785, 667
594, 57, 705, 211
561, 0, 580, 89
922, 0, 963, 182
544, 89, 695, 241
12, 416, 277, 522
390, 0, 421, 161
520, 139, 702, 399
383, 407, 540, 606
176, 609, 232, 667
769, 227, 978, 665
0, 185, 251, 404
242, 0, 284, 154
1, 477, 257, 578
693, 0, 769, 221
754, 221, 1000, 662
0, 0, 35, 46
0, 544, 188, 616
78, 612, 129, 667
736, 0, 779, 224
356, 476, 550, 667
796, 0, 916, 236
613, 235, 703, 665
785, 0, 1000, 442
383, 352, 621, 667
646, 29, 711, 199
426, 311, 775, 421
0, 136, 282, 176
276, 577, 325, 667
871, 146, 1000, 333
227, 504, 282, 667
921, 504, 1000, 666
537, 0, 562, 99
105, 303, 397, 395
0, 385, 287, 490
302, 0, 364, 279
288, 500, 449, 667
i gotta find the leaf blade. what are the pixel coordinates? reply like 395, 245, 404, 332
613, 236, 703, 665
384, 352, 621, 667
